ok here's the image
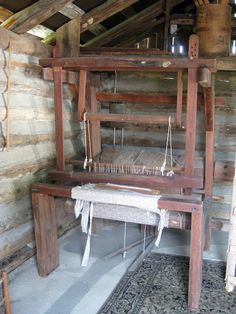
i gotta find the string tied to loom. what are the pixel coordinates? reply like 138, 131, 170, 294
83, 112, 93, 170
83, 112, 88, 169
161, 115, 174, 176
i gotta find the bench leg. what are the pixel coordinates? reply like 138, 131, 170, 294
32, 193, 59, 276
188, 207, 203, 310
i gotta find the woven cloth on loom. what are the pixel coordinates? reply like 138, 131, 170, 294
71, 183, 161, 213
71, 184, 168, 266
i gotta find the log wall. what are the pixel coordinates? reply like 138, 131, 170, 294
0, 28, 81, 263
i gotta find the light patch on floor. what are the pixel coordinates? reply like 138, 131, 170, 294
9, 223, 228, 314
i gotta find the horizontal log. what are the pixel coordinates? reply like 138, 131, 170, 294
0, 222, 33, 261
42, 68, 79, 84
39, 56, 216, 71
0, 197, 32, 234
86, 113, 176, 124
217, 58, 236, 71
48, 171, 204, 189
0, 28, 52, 57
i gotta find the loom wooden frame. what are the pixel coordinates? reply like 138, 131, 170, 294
32, 37, 216, 310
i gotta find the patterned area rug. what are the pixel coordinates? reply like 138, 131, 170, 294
98, 253, 236, 314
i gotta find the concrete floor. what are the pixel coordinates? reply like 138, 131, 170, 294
9, 222, 228, 314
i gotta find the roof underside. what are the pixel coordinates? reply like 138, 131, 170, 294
0, 0, 235, 48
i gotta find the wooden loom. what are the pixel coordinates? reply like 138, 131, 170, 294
32, 35, 216, 310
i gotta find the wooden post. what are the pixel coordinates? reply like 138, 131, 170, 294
164, 0, 171, 51
32, 193, 59, 277
56, 16, 80, 57
78, 69, 87, 121
204, 84, 215, 197
184, 67, 198, 178
89, 80, 101, 158
2, 272, 11, 314
203, 82, 215, 250
188, 206, 204, 309
176, 70, 183, 127
53, 66, 65, 171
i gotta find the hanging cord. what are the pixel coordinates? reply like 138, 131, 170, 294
114, 70, 118, 94
161, 116, 174, 176
87, 119, 92, 163
142, 224, 147, 254
83, 112, 88, 169
122, 222, 127, 258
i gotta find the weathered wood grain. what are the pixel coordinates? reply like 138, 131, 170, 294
1, 0, 73, 34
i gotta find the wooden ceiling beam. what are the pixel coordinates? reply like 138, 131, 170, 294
43, 0, 139, 45
116, 19, 165, 47
0, 0, 73, 34
79, 0, 139, 34
0, 5, 54, 39
0, 6, 12, 23
59, 3, 106, 36
83, 0, 185, 47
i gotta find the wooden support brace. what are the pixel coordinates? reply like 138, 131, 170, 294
78, 69, 87, 121
176, 70, 183, 127
56, 16, 80, 57
32, 193, 59, 277
89, 81, 101, 157
188, 206, 204, 309
2, 272, 11, 314
204, 84, 214, 197
53, 66, 65, 171
184, 67, 198, 178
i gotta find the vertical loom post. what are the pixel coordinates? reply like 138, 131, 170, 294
90, 81, 101, 157
32, 193, 59, 276
176, 70, 183, 127
2, 272, 11, 314
53, 66, 65, 171
204, 84, 215, 197
184, 67, 198, 179
203, 83, 215, 250
78, 69, 87, 121
188, 206, 204, 310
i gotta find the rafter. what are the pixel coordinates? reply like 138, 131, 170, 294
116, 18, 165, 47
43, 0, 139, 45
0, 5, 54, 39
1, 0, 73, 34
59, 3, 106, 36
83, 0, 185, 48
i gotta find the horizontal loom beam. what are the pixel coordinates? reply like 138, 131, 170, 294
48, 170, 204, 189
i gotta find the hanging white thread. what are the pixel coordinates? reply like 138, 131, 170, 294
114, 70, 118, 93
155, 209, 169, 247
123, 222, 127, 258
87, 119, 93, 164
142, 224, 147, 254
161, 116, 174, 176
83, 112, 88, 169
